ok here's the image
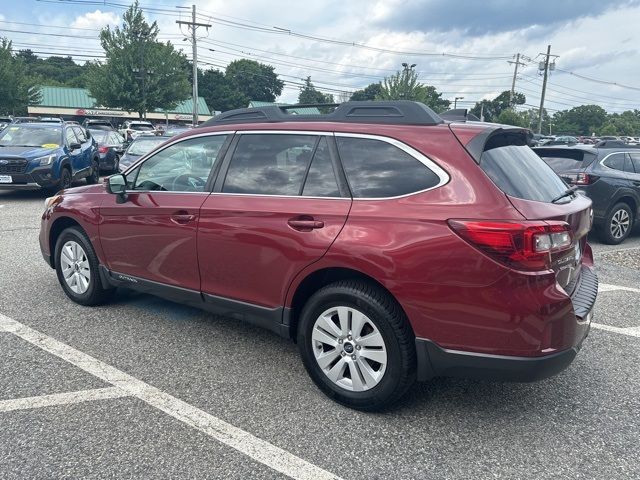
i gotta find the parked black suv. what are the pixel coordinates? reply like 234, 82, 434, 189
534, 145, 640, 244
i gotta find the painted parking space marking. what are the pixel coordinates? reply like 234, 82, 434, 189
599, 283, 640, 294
591, 323, 640, 338
0, 387, 128, 413
0, 313, 341, 480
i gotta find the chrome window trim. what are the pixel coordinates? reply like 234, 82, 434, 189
120, 129, 450, 201
334, 131, 450, 200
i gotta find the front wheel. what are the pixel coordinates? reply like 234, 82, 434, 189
297, 280, 416, 411
54, 227, 114, 306
599, 202, 633, 245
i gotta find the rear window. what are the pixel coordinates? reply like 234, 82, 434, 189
480, 144, 567, 203
534, 148, 596, 172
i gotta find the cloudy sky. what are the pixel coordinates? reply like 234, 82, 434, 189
2, 0, 640, 114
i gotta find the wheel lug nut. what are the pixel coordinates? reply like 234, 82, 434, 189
347, 335, 352, 341
341, 351, 346, 356
356, 345, 361, 350
351, 354, 356, 360
338, 339, 343, 344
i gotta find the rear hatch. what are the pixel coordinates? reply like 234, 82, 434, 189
451, 125, 593, 293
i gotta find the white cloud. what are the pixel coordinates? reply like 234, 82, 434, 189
71, 10, 120, 30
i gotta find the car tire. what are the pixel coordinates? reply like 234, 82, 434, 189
86, 158, 99, 184
297, 280, 416, 411
54, 227, 114, 306
599, 202, 633, 245
58, 167, 72, 192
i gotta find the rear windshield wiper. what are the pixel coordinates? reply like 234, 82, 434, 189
551, 185, 579, 204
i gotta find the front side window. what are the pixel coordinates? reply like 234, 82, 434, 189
73, 126, 87, 143
336, 136, 441, 198
65, 128, 79, 146
132, 135, 227, 192
223, 134, 318, 195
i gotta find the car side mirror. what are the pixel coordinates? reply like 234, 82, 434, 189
70, 142, 81, 151
106, 174, 127, 202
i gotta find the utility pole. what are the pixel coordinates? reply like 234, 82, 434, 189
176, 6, 211, 126
537, 45, 558, 134
508, 53, 525, 106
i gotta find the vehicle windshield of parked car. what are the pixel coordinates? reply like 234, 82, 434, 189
534, 148, 597, 171
126, 137, 166, 156
89, 130, 109, 143
480, 144, 568, 203
0, 126, 63, 147
130, 124, 154, 131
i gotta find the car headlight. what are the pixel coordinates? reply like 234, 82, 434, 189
36, 154, 56, 166
44, 195, 60, 210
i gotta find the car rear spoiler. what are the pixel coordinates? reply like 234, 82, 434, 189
450, 125, 534, 163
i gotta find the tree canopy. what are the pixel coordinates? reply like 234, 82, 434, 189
86, 1, 190, 118
350, 83, 382, 101
376, 68, 450, 112
225, 59, 284, 103
0, 39, 41, 115
298, 77, 334, 105
470, 90, 525, 123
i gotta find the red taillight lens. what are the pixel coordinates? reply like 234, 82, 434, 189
564, 173, 597, 185
98, 146, 109, 154
448, 220, 573, 272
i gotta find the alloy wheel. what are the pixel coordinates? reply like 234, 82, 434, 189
59, 240, 91, 294
311, 306, 387, 392
610, 208, 630, 239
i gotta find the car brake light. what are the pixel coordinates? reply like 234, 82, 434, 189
98, 146, 109, 154
564, 173, 597, 185
448, 220, 573, 271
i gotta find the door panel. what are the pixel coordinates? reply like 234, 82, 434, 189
197, 195, 351, 308
100, 192, 207, 290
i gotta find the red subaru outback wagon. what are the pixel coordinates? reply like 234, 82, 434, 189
40, 102, 597, 410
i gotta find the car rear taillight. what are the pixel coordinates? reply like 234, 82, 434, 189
563, 173, 597, 185
98, 146, 109, 154
448, 220, 573, 272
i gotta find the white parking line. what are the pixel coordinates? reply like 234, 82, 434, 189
0, 387, 128, 413
591, 324, 640, 338
599, 283, 640, 294
0, 313, 341, 480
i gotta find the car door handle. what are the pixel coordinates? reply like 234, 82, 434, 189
171, 211, 196, 224
287, 217, 324, 231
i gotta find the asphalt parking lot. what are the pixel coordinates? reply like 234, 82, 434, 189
1, 186, 639, 480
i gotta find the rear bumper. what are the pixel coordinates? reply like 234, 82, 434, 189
415, 336, 586, 382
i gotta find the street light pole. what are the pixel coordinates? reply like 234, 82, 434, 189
454, 96, 464, 109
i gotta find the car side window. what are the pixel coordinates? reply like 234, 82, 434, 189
73, 126, 87, 143
630, 153, 640, 174
65, 128, 78, 146
222, 134, 317, 195
603, 153, 625, 171
132, 135, 227, 192
623, 154, 635, 174
301, 137, 340, 197
336, 136, 442, 198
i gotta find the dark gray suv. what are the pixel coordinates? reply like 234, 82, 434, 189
534, 145, 640, 244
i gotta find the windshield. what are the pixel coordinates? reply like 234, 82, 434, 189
0, 126, 62, 147
89, 130, 108, 142
127, 137, 166, 156
130, 124, 154, 131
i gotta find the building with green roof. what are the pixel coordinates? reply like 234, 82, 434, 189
248, 101, 321, 115
28, 86, 212, 124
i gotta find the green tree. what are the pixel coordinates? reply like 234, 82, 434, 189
598, 123, 618, 136
225, 59, 284, 103
86, 1, 190, 118
199, 69, 248, 112
551, 105, 607, 136
376, 68, 450, 112
298, 77, 334, 104
0, 39, 41, 115
470, 90, 525, 123
497, 109, 527, 127
350, 83, 382, 101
